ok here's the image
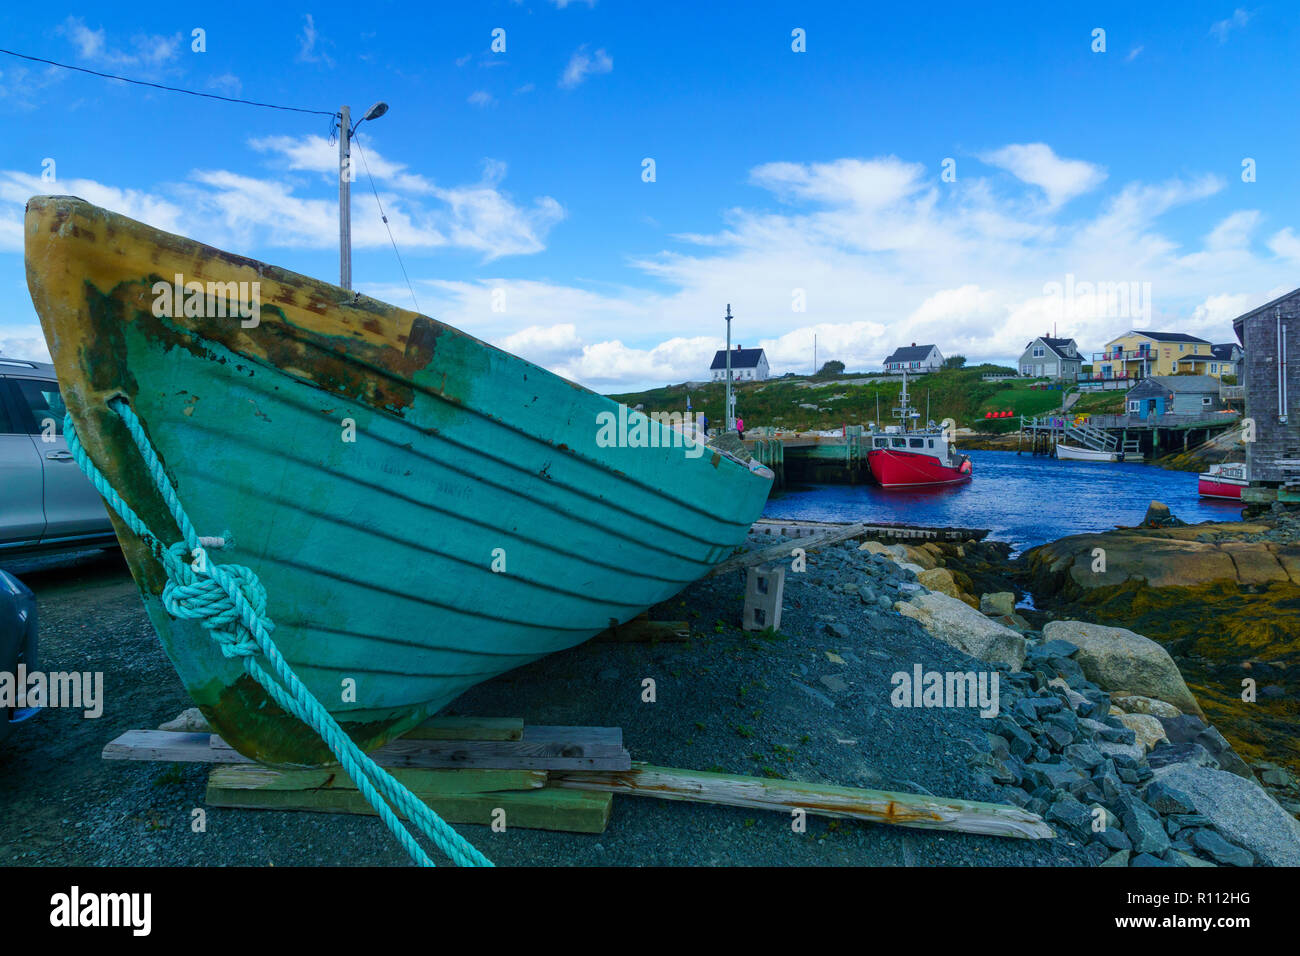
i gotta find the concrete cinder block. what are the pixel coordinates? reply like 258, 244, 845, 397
743, 563, 785, 632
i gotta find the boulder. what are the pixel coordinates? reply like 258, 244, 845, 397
894, 592, 1027, 670
1157, 714, 1254, 779
1141, 500, 1184, 528
916, 567, 977, 607
1219, 542, 1289, 585
1116, 795, 1170, 855
904, 546, 939, 571
980, 592, 1017, 617
1148, 742, 1219, 772
1111, 694, 1182, 718
1118, 713, 1168, 753
1188, 829, 1254, 867
1041, 620, 1204, 717
1154, 765, 1300, 867
858, 541, 892, 557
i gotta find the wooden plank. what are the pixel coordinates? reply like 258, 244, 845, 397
103, 730, 251, 764
208, 764, 546, 795
711, 522, 873, 576
205, 783, 613, 834
551, 763, 1053, 840
108, 727, 630, 771
404, 717, 524, 741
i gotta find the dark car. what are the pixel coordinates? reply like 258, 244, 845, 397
0, 569, 38, 743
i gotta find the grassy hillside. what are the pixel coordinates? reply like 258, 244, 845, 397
607, 365, 1077, 432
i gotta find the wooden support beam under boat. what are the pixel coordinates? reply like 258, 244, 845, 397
104, 726, 632, 771
205, 779, 613, 834
403, 716, 524, 741
208, 764, 546, 795
550, 763, 1054, 840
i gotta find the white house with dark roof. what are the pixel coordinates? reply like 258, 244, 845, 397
883, 343, 943, 373
1018, 336, 1083, 379
709, 345, 769, 382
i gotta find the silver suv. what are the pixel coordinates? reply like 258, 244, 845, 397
0, 359, 115, 559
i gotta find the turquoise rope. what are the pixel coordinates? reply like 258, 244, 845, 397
65, 400, 492, 868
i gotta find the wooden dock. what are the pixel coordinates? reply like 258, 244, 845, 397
1020, 412, 1239, 458
743, 430, 870, 485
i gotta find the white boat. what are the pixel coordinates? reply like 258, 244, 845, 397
1055, 442, 1143, 463
1198, 462, 1247, 500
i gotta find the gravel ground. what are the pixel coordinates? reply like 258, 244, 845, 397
0, 539, 1102, 867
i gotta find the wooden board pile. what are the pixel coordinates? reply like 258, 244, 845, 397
103, 716, 1054, 841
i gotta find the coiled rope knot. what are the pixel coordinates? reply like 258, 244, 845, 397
159, 541, 272, 659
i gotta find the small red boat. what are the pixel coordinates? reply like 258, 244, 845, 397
1198, 462, 1247, 500
866, 372, 972, 488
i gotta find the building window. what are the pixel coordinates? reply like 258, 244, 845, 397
1210, 363, 1218, 373
1128, 400, 1140, 413
1033, 346, 1044, 357
1202, 396, 1212, 406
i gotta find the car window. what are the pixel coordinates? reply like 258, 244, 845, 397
13, 378, 66, 436
0, 383, 17, 434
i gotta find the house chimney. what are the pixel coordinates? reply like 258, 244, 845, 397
736, 343, 741, 350
910, 342, 916, 347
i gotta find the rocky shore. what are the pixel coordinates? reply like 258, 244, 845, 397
837, 533, 1300, 866
1010, 502, 1300, 787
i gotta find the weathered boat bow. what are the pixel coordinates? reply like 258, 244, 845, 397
26, 195, 773, 767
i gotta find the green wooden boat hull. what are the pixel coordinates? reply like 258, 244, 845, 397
25, 196, 773, 766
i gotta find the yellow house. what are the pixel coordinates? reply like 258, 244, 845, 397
1090, 331, 1214, 381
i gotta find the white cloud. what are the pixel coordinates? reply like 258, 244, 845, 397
0, 63, 65, 111
206, 73, 243, 97
1268, 227, 1300, 263
5, 139, 1298, 392
1210, 8, 1252, 43
468, 90, 496, 108
980, 143, 1107, 208
559, 46, 612, 88
57, 16, 181, 69
296, 14, 335, 67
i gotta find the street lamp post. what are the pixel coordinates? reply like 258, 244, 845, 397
338, 101, 389, 289
725, 304, 734, 431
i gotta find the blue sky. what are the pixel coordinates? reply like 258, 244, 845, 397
2, 1, 1297, 390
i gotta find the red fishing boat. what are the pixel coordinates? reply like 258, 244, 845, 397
866, 372, 973, 488
1198, 462, 1247, 500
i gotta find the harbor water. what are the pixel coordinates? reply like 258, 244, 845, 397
762, 449, 1242, 554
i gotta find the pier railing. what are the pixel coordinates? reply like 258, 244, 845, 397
1084, 411, 1241, 430
1220, 384, 1245, 402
